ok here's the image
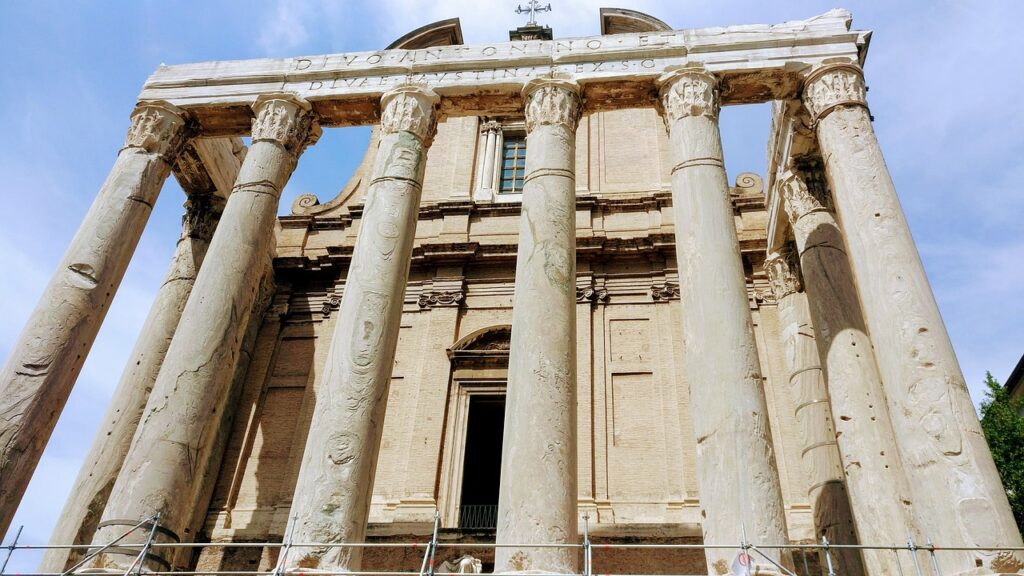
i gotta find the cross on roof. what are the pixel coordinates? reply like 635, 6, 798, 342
515, 1, 552, 26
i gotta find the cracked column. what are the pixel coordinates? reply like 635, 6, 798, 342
40, 189, 226, 573
0, 101, 188, 536
284, 85, 438, 574
764, 249, 863, 575
804, 62, 1024, 573
85, 93, 319, 573
777, 169, 928, 574
494, 78, 581, 575
657, 66, 790, 575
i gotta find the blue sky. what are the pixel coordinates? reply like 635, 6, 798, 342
1, 0, 1023, 570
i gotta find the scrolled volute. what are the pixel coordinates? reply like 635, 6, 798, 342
380, 85, 440, 143
251, 93, 321, 155
123, 100, 190, 162
657, 67, 719, 126
523, 78, 582, 133
802, 62, 868, 123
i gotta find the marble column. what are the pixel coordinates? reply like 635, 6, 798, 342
657, 66, 790, 574
494, 78, 581, 575
764, 249, 863, 575
0, 101, 188, 537
804, 62, 1024, 573
85, 93, 319, 572
779, 169, 928, 573
283, 85, 438, 574
40, 190, 225, 573
475, 121, 501, 202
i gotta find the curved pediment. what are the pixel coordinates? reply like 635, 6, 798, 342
291, 18, 465, 218
600, 8, 672, 35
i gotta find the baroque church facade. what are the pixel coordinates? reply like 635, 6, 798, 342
2, 7, 1022, 576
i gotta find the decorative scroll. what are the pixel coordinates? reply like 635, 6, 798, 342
321, 294, 342, 317
651, 283, 680, 301
123, 101, 189, 162
523, 79, 582, 133
251, 93, 321, 155
764, 247, 802, 301
418, 290, 465, 308
576, 287, 609, 304
380, 86, 440, 143
802, 63, 868, 123
658, 68, 719, 125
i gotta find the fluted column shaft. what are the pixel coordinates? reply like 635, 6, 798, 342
805, 63, 1023, 573
87, 93, 319, 572
779, 169, 928, 573
40, 191, 225, 572
0, 102, 188, 536
657, 67, 789, 574
284, 86, 438, 574
495, 78, 581, 575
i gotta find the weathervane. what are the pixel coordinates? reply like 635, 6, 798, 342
515, 0, 552, 26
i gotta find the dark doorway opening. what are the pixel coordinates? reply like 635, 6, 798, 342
458, 395, 505, 530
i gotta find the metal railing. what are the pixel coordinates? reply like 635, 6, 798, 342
3, 513, 1023, 576
458, 505, 498, 530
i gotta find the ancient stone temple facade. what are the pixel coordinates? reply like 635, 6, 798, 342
3, 7, 1023, 576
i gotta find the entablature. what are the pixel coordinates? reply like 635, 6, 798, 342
139, 10, 868, 135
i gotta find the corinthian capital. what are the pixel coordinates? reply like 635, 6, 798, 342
522, 78, 582, 133
778, 169, 827, 224
764, 247, 802, 301
251, 93, 321, 156
181, 193, 226, 240
123, 101, 189, 162
657, 67, 719, 126
802, 63, 868, 123
380, 85, 440, 144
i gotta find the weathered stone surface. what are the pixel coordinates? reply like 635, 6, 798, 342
137, 11, 865, 132
765, 248, 864, 575
778, 169, 929, 573
807, 62, 1024, 574
283, 85, 438, 574
0, 101, 187, 538
494, 78, 582, 575
84, 93, 318, 572
40, 192, 229, 573
658, 66, 790, 575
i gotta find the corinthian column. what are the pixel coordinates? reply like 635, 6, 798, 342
764, 249, 863, 575
804, 62, 1024, 573
657, 66, 790, 574
86, 93, 319, 572
778, 169, 928, 573
284, 85, 438, 574
40, 190, 225, 573
0, 101, 188, 536
494, 78, 581, 575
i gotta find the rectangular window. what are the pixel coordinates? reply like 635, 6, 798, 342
499, 136, 526, 193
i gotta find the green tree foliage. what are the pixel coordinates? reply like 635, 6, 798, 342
979, 372, 1024, 531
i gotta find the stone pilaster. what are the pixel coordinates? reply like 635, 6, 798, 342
805, 62, 1024, 574
779, 168, 926, 573
764, 249, 864, 575
40, 191, 225, 573
284, 85, 438, 574
85, 93, 318, 572
657, 66, 790, 575
0, 101, 188, 537
494, 78, 582, 575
